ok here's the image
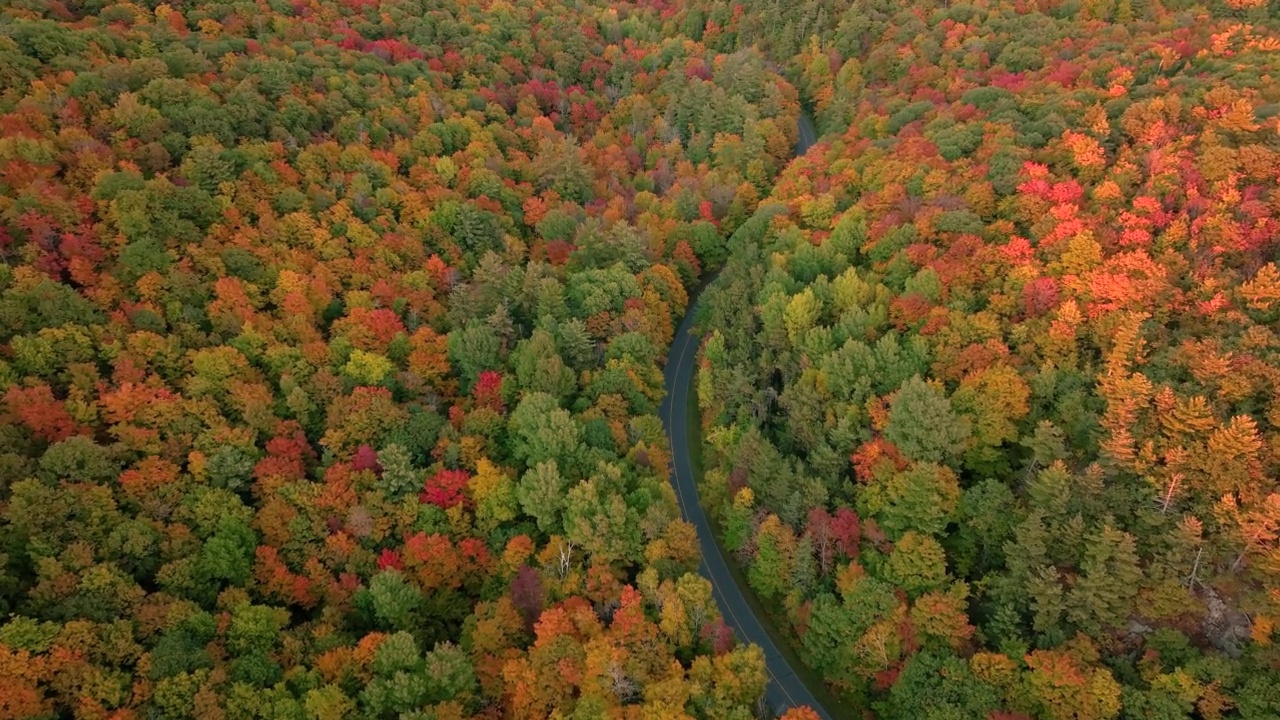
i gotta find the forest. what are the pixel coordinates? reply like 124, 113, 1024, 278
1, 0, 1278, 718
0, 0, 814, 716
692, 0, 1280, 717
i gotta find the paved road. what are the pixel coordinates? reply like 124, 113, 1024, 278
796, 112, 817, 155
660, 111, 833, 720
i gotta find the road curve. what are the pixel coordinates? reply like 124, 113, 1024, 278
660, 111, 833, 720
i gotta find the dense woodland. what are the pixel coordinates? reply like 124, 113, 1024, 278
0, 0, 817, 716
693, 0, 1280, 717
3, 0, 1280, 718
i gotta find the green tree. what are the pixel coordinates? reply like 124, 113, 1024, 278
783, 288, 822, 344
510, 329, 576, 401
449, 321, 502, 390
507, 392, 583, 471
452, 202, 504, 260
859, 463, 960, 539
148, 612, 217, 679
367, 570, 424, 632
204, 445, 258, 493
562, 477, 642, 565
362, 631, 431, 716
884, 376, 971, 466
37, 436, 120, 485
1067, 526, 1142, 638
227, 603, 288, 656
883, 532, 948, 598
878, 652, 1002, 720
555, 318, 596, 371
197, 516, 257, 590
0, 277, 102, 341
801, 578, 899, 687
748, 516, 795, 602
377, 444, 422, 500
422, 641, 477, 705
517, 460, 568, 534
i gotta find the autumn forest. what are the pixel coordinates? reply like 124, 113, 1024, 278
1, 0, 1279, 717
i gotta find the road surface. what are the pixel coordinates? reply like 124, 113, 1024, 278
796, 112, 817, 155
660, 110, 834, 720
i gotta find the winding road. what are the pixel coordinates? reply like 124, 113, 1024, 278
659, 112, 833, 720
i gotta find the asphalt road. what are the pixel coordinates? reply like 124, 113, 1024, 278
796, 112, 818, 156
659, 111, 833, 720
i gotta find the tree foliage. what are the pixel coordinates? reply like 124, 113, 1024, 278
0, 0, 803, 715
693, 0, 1280, 712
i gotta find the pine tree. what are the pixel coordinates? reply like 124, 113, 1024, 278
1067, 526, 1142, 638
884, 376, 971, 466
